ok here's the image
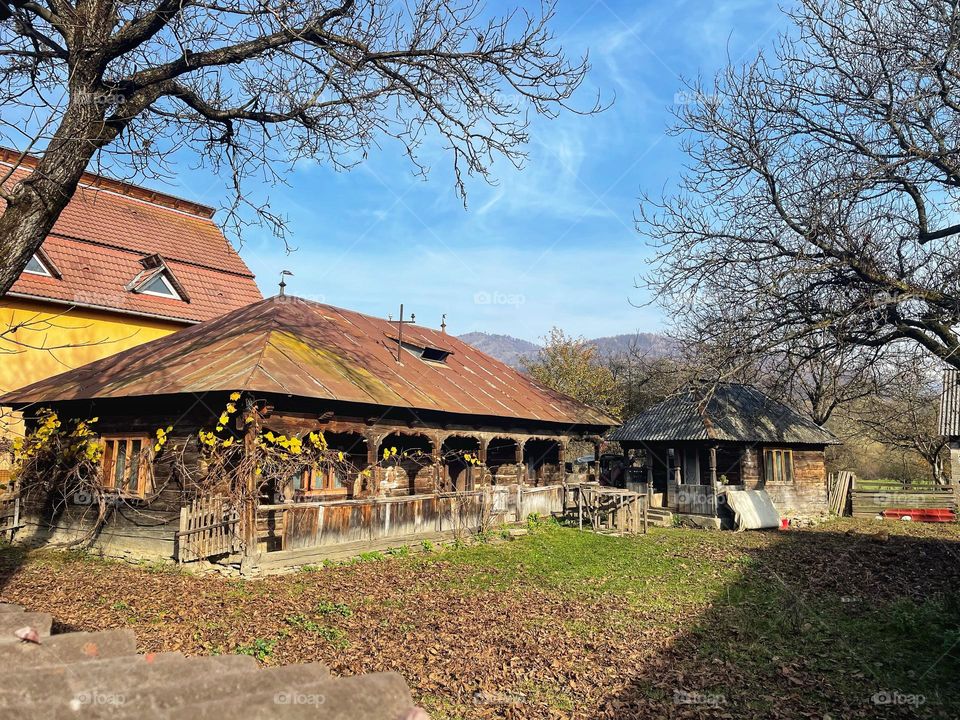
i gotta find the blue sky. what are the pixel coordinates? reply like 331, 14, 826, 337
147, 1, 787, 342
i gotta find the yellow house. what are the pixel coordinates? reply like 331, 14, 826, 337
0, 148, 263, 478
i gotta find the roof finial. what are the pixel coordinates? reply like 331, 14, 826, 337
278, 270, 293, 297
441, 314, 447, 334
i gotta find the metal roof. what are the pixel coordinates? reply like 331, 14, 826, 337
608, 382, 838, 445
1, 295, 616, 428
939, 369, 960, 437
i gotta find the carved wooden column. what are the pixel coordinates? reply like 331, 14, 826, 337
515, 438, 526, 486
363, 430, 383, 497
241, 404, 260, 568
557, 440, 567, 484
478, 436, 490, 486
593, 439, 602, 483
709, 445, 718, 486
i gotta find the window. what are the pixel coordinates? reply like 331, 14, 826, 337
291, 463, 351, 496
763, 448, 794, 484
137, 272, 181, 299
399, 340, 451, 364
102, 436, 152, 497
23, 254, 52, 277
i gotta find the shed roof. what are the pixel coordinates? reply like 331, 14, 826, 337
1, 295, 616, 428
939, 369, 960, 438
608, 382, 838, 445
1, 149, 262, 324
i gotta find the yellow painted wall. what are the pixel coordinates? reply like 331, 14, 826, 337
0, 297, 187, 452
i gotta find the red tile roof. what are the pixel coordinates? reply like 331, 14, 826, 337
1, 150, 262, 323
2, 296, 618, 429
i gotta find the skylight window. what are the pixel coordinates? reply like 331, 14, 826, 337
138, 272, 181, 299
23, 254, 52, 277
400, 340, 452, 364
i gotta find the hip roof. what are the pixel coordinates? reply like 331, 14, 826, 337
2, 295, 617, 429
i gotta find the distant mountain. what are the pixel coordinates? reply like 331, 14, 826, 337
457, 332, 540, 368
590, 332, 675, 359
458, 331, 674, 368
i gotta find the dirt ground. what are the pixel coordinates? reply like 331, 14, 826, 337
1, 517, 958, 719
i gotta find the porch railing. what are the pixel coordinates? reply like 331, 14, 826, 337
256, 484, 565, 552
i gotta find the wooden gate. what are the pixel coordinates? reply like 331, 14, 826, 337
677, 484, 718, 516
0, 494, 20, 541
175, 497, 240, 562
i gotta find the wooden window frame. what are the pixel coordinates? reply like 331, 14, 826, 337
294, 463, 350, 498
763, 448, 794, 484
101, 435, 153, 499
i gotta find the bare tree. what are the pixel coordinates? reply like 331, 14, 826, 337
852, 351, 948, 483
641, 0, 960, 371
521, 327, 622, 419
0, 0, 597, 293
757, 337, 884, 426
604, 338, 686, 419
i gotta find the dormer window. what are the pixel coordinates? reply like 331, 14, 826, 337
126, 254, 189, 302
23, 254, 52, 277
21, 249, 61, 279
138, 272, 180, 299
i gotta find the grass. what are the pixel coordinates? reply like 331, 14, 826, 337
1, 518, 958, 719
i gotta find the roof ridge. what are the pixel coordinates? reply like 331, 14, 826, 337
0, 149, 215, 218
274, 294, 459, 340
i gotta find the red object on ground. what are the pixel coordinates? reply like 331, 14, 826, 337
780, 518, 790, 529
881, 508, 956, 523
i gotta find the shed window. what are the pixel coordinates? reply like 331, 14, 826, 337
763, 448, 794, 484
102, 436, 152, 497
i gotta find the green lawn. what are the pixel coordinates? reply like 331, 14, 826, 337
1, 518, 958, 718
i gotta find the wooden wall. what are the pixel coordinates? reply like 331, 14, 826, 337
741, 446, 828, 515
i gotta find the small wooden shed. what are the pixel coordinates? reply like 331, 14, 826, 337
609, 383, 839, 518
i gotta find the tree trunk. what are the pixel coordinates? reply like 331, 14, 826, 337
0, 95, 114, 295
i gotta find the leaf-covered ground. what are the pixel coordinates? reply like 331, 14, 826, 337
1, 518, 959, 719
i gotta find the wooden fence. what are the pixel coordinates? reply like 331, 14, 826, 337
257, 484, 565, 553
175, 496, 240, 562
574, 484, 648, 534
0, 493, 20, 541
850, 478, 957, 518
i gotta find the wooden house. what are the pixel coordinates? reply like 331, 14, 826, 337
940, 369, 960, 484
609, 383, 838, 521
1, 295, 616, 569
0, 147, 262, 483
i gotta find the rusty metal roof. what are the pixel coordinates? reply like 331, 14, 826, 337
609, 382, 838, 445
2, 296, 616, 428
